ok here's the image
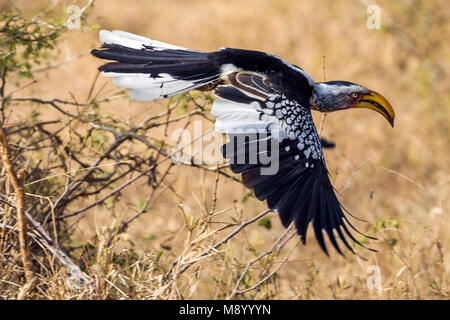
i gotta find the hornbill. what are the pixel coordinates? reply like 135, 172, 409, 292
91, 30, 395, 256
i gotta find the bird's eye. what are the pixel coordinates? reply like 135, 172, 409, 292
351, 92, 359, 98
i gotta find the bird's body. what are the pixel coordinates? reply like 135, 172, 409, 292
92, 30, 395, 256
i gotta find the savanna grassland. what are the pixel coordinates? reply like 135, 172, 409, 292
0, 0, 448, 299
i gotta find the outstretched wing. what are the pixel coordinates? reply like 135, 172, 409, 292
92, 31, 370, 255
213, 63, 373, 256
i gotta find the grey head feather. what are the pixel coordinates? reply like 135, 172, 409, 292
310, 81, 369, 112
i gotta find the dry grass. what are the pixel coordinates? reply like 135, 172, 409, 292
0, 0, 449, 299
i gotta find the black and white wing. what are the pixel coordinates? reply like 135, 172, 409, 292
91, 30, 372, 255
91, 30, 221, 101
214, 68, 373, 256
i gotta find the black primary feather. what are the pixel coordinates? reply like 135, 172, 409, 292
222, 133, 373, 256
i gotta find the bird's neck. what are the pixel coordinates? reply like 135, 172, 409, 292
310, 83, 330, 112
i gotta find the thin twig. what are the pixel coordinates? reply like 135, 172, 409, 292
177, 209, 271, 274
226, 225, 296, 299
318, 54, 328, 134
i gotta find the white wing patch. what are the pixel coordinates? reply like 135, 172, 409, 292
213, 78, 324, 166
102, 72, 218, 102
99, 30, 197, 52
212, 99, 288, 139
102, 72, 196, 101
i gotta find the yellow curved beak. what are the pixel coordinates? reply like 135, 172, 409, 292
352, 90, 395, 127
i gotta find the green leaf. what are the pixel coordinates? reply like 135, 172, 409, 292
176, 103, 188, 114
242, 191, 254, 203
90, 24, 101, 31
385, 238, 398, 247
258, 216, 272, 230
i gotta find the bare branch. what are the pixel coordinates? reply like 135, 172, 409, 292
0, 126, 37, 299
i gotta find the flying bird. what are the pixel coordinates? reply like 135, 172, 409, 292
91, 30, 395, 256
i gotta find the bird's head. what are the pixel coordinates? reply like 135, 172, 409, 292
311, 81, 395, 127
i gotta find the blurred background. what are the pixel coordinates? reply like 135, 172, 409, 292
0, 0, 449, 299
